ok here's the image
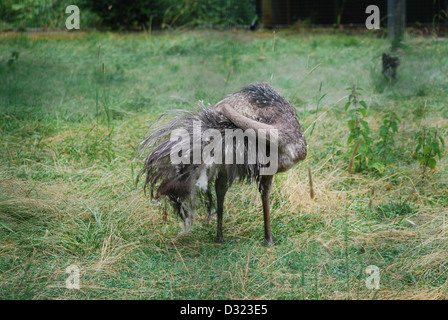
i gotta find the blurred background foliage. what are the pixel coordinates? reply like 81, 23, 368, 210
0, 0, 90, 29
0, 0, 256, 30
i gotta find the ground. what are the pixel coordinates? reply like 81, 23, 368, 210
0, 29, 447, 299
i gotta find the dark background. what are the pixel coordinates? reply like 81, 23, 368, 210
0, 0, 447, 30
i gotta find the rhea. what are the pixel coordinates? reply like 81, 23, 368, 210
136, 83, 307, 246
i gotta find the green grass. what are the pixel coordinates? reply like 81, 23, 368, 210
0, 29, 447, 300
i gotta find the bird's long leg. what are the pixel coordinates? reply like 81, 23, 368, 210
259, 175, 274, 246
205, 188, 215, 224
215, 168, 228, 243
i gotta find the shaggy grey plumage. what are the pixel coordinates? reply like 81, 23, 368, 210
136, 83, 307, 245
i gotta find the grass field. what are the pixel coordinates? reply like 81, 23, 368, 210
0, 29, 447, 300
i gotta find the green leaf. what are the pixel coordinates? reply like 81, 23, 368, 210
348, 119, 355, 130
344, 101, 351, 111
359, 100, 368, 109
430, 141, 440, 154
361, 120, 370, 132
417, 136, 423, 145
347, 134, 355, 145
390, 121, 398, 133
379, 126, 388, 138
428, 158, 436, 169
318, 93, 327, 104
359, 108, 367, 117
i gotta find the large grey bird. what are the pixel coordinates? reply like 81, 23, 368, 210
136, 83, 307, 246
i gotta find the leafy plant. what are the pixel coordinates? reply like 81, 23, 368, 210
345, 85, 372, 173
376, 111, 400, 161
414, 127, 445, 175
